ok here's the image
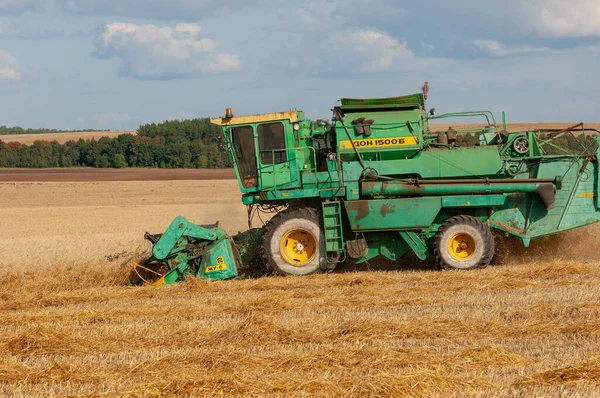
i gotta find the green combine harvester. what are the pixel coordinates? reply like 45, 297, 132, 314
133, 86, 600, 284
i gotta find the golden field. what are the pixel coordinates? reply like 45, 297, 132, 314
1, 177, 600, 396
0, 130, 137, 145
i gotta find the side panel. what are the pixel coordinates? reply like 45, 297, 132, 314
337, 109, 423, 161
489, 158, 600, 238
197, 238, 238, 280
341, 146, 504, 185
344, 198, 442, 231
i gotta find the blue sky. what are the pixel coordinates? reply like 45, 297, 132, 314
0, 0, 599, 130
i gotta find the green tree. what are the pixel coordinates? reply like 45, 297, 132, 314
112, 153, 128, 168
197, 155, 208, 168
97, 155, 110, 168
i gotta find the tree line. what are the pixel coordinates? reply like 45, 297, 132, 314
0, 119, 232, 168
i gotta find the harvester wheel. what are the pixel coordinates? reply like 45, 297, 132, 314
261, 208, 326, 276
434, 215, 494, 270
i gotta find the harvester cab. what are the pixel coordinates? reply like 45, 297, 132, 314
133, 87, 600, 284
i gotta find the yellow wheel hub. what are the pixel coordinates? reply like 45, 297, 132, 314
280, 228, 317, 266
448, 233, 476, 260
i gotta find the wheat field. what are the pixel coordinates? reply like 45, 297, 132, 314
1, 178, 600, 396
0, 130, 137, 145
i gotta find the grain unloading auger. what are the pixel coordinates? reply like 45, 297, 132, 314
134, 85, 600, 285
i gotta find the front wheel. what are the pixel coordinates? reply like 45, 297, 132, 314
434, 215, 495, 270
261, 208, 326, 276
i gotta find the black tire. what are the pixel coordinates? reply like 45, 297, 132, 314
434, 215, 495, 270
261, 208, 326, 276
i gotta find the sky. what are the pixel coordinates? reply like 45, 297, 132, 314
0, 0, 599, 130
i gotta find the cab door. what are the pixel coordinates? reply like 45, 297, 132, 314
230, 125, 258, 191
257, 122, 300, 190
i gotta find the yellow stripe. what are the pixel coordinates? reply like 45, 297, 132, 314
580, 192, 595, 198
339, 136, 418, 150
211, 111, 299, 126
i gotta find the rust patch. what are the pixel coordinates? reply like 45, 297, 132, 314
489, 220, 526, 236
353, 201, 370, 222
380, 203, 395, 218
363, 181, 376, 191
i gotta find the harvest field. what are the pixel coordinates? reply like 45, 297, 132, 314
0, 130, 136, 145
1, 171, 600, 396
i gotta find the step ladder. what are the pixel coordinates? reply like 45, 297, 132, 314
321, 201, 344, 255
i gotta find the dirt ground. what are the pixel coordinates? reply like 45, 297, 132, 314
0, 168, 236, 182
1, 172, 600, 396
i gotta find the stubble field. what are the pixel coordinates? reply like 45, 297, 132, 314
1, 171, 600, 396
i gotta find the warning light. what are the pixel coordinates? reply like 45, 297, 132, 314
225, 108, 234, 118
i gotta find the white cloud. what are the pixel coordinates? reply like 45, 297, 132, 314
473, 40, 549, 57
331, 30, 415, 72
293, 0, 342, 30
94, 22, 243, 80
0, 50, 20, 82
537, 0, 600, 37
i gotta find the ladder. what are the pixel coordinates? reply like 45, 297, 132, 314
321, 201, 344, 254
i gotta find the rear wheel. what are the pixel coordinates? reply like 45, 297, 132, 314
434, 215, 494, 270
261, 208, 325, 276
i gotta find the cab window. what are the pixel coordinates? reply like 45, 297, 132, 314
231, 125, 257, 188
258, 122, 287, 165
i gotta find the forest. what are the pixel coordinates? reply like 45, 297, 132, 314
0, 119, 231, 168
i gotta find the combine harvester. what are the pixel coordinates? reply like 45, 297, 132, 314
133, 86, 600, 285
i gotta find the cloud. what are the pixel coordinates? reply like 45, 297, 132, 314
94, 22, 243, 80
473, 40, 549, 57
537, 0, 600, 37
293, 0, 341, 30
59, 0, 256, 20
0, 50, 20, 82
283, 28, 443, 78
331, 30, 415, 72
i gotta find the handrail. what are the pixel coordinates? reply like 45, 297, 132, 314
428, 111, 497, 128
